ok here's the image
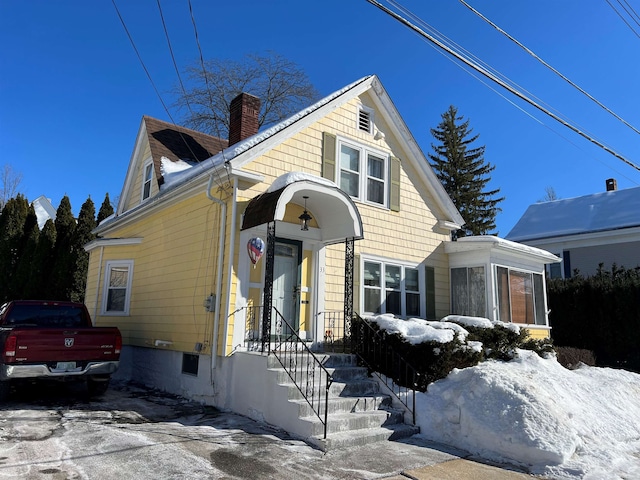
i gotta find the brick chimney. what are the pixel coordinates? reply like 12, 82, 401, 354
606, 178, 617, 192
228, 93, 260, 146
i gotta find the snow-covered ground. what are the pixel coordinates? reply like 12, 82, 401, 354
370, 314, 640, 479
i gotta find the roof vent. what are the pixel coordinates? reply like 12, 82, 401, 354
606, 178, 617, 192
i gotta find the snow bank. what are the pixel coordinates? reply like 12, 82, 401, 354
368, 314, 469, 344
415, 350, 640, 479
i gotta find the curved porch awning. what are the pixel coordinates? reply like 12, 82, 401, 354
241, 175, 364, 244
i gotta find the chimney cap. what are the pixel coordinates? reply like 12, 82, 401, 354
606, 178, 617, 192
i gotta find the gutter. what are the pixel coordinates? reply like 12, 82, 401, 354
206, 175, 227, 370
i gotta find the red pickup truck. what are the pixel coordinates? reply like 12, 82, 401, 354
0, 300, 121, 401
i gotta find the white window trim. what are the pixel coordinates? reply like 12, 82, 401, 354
360, 255, 425, 318
336, 136, 390, 208
101, 260, 134, 316
141, 159, 153, 202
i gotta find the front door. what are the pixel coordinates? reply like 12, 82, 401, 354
273, 239, 302, 335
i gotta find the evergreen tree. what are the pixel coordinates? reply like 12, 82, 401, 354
70, 197, 97, 302
428, 105, 504, 238
29, 219, 56, 299
49, 196, 76, 299
12, 204, 40, 299
0, 194, 29, 301
97, 193, 114, 224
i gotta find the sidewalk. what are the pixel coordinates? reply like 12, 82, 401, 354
386, 458, 534, 479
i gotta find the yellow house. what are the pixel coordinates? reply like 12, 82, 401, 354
84, 75, 557, 446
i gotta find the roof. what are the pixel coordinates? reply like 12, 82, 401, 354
143, 116, 227, 184
103, 75, 464, 233
31, 195, 56, 229
506, 186, 640, 242
445, 235, 561, 263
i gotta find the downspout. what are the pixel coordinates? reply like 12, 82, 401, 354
206, 175, 226, 370
221, 177, 239, 359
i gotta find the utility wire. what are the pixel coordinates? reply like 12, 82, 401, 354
461, 0, 640, 137
606, 0, 640, 39
156, 0, 193, 116
365, 0, 640, 172
112, 0, 217, 180
112, 0, 175, 122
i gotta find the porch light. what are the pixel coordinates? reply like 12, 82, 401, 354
299, 196, 312, 231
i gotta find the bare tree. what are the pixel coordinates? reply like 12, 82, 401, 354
1, 164, 23, 210
173, 53, 319, 139
538, 186, 559, 203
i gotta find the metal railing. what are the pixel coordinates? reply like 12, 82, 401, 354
351, 314, 419, 425
318, 310, 350, 353
241, 305, 333, 439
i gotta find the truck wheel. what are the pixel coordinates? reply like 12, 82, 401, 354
87, 376, 110, 397
0, 381, 9, 402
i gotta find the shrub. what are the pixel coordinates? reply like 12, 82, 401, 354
555, 346, 596, 370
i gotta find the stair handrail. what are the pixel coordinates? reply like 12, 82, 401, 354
351, 314, 419, 425
270, 308, 334, 439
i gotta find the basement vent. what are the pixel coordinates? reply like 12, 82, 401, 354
358, 109, 372, 133
182, 353, 199, 376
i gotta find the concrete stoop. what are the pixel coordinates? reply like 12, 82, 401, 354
267, 353, 419, 451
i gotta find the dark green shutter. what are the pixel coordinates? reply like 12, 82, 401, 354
425, 266, 436, 320
322, 132, 336, 181
390, 156, 401, 212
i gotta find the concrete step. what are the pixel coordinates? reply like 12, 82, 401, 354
282, 378, 381, 400
267, 352, 359, 369
290, 394, 392, 417
268, 365, 368, 384
308, 423, 420, 451
300, 409, 406, 437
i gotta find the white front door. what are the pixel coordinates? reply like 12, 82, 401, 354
273, 240, 301, 334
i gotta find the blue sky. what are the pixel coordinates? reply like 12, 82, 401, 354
2, 0, 639, 235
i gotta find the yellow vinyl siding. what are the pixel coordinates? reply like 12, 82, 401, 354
123, 143, 154, 212
89, 192, 231, 353
525, 327, 550, 340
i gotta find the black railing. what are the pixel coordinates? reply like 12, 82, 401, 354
351, 314, 418, 425
241, 305, 333, 439
318, 310, 350, 353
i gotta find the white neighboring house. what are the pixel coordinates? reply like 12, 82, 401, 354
506, 179, 640, 278
31, 196, 56, 229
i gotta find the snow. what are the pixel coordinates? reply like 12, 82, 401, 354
371, 314, 640, 479
506, 185, 640, 241
266, 172, 338, 193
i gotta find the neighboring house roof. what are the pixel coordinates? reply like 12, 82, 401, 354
506, 186, 640, 242
103, 75, 464, 233
31, 195, 56, 229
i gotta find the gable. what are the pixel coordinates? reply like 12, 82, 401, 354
117, 117, 227, 215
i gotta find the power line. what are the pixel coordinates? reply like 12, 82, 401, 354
365, 0, 640, 173
156, 0, 193, 116
460, 0, 640, 137
606, 0, 640, 38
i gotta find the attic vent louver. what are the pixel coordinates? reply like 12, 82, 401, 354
358, 109, 371, 133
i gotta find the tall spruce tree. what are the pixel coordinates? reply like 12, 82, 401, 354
12, 204, 39, 299
0, 194, 30, 301
49, 196, 76, 299
70, 197, 97, 302
97, 193, 114, 224
30, 219, 56, 299
428, 105, 504, 238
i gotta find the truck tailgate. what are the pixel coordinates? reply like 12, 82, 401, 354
9, 328, 120, 363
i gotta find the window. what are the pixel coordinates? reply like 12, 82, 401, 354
142, 161, 153, 201
102, 261, 133, 315
451, 266, 486, 317
495, 266, 546, 325
363, 260, 422, 317
339, 140, 388, 207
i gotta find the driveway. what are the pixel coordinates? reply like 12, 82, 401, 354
0, 381, 535, 479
